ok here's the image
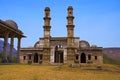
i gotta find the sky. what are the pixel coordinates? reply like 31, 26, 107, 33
0, 0, 120, 48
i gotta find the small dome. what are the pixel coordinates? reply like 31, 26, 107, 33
5, 20, 18, 29
45, 7, 50, 11
34, 41, 40, 48
79, 40, 90, 48
68, 6, 73, 10
91, 45, 97, 47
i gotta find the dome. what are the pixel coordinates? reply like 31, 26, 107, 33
5, 20, 18, 29
91, 45, 97, 47
45, 7, 50, 11
34, 41, 40, 48
79, 40, 90, 48
68, 6, 73, 10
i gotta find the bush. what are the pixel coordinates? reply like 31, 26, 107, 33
13, 56, 17, 63
0, 52, 17, 63
0, 52, 3, 63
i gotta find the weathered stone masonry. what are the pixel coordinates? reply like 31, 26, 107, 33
20, 6, 103, 65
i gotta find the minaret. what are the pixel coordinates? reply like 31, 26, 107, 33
66, 6, 74, 47
66, 6, 75, 64
43, 7, 51, 64
43, 7, 51, 48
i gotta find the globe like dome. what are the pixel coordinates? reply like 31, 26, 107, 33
91, 45, 97, 47
34, 41, 40, 48
79, 40, 90, 48
5, 20, 18, 29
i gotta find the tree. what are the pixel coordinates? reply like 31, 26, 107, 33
0, 52, 3, 63
0, 52, 17, 63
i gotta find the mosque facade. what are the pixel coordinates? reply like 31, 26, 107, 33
20, 6, 103, 64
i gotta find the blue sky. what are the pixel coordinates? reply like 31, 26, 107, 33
0, 0, 120, 48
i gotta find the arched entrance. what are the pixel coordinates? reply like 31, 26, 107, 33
81, 53, 86, 63
54, 46, 64, 63
34, 53, 38, 63
54, 51, 64, 63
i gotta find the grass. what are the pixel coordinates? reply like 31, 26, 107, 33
0, 64, 120, 80
0, 54, 120, 80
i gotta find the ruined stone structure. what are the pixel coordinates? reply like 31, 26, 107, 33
20, 6, 103, 64
0, 20, 25, 63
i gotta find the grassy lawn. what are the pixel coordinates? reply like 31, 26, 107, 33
0, 64, 120, 80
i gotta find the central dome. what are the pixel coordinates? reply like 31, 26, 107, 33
79, 40, 90, 48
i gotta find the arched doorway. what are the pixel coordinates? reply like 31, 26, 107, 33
54, 51, 64, 63
34, 53, 38, 63
81, 53, 86, 63
54, 46, 64, 63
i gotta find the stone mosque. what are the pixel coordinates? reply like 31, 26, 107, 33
20, 6, 103, 64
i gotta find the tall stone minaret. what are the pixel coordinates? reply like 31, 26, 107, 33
66, 6, 75, 64
43, 7, 51, 48
43, 7, 51, 64
66, 6, 74, 47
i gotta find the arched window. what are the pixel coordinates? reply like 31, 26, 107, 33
95, 56, 97, 60
88, 54, 91, 60
58, 45, 62, 48
28, 55, 31, 60
75, 54, 79, 60
23, 56, 26, 60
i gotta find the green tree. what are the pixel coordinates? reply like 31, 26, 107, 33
0, 52, 3, 63
0, 52, 17, 63
13, 56, 17, 63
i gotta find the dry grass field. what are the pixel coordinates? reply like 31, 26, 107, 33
0, 64, 120, 80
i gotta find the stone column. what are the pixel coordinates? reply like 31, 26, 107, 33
79, 53, 81, 63
17, 37, 21, 63
86, 54, 88, 63
10, 36, 14, 63
31, 53, 34, 64
64, 49, 67, 63
38, 54, 40, 64
2, 32, 9, 63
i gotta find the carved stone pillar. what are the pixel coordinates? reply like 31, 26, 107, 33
2, 32, 9, 63
31, 54, 33, 64
17, 37, 21, 63
10, 36, 14, 63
